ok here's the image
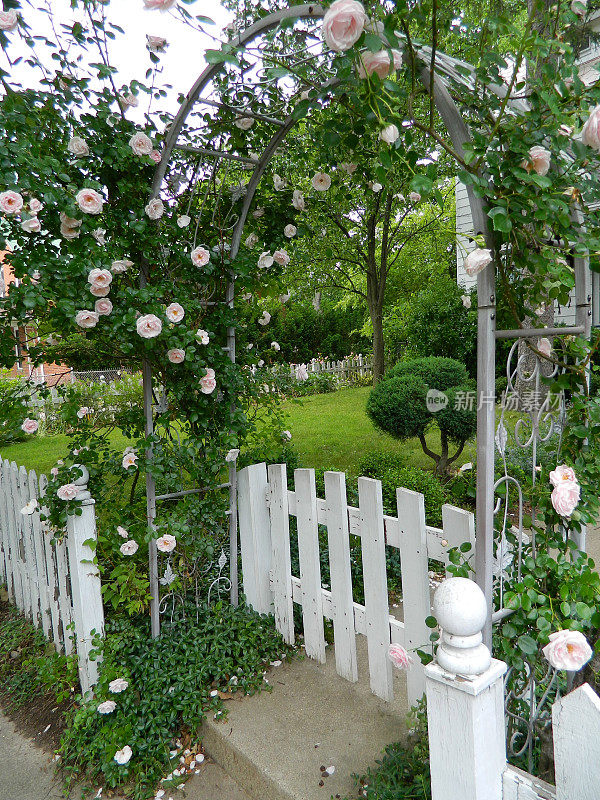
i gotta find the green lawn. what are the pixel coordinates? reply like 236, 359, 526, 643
0, 387, 477, 478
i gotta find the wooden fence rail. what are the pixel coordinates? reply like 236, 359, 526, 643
238, 462, 475, 705
0, 459, 104, 695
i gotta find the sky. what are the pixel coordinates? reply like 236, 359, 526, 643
3, 0, 233, 113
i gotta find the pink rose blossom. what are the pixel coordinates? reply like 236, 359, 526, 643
120, 540, 139, 556
156, 534, 177, 552
147, 35, 168, 52
273, 249, 290, 266
76, 188, 104, 215
177, 215, 191, 228
322, 0, 368, 52
57, 483, 81, 501
136, 313, 162, 338
388, 643, 413, 670
284, 224, 297, 238
145, 198, 164, 220
0, 190, 23, 215
582, 106, 600, 151
312, 172, 332, 191
0, 9, 18, 31
21, 217, 41, 233
77, 407, 90, 419
200, 367, 216, 395
95, 298, 113, 316
98, 700, 116, 714
537, 337, 552, 358
409, 192, 421, 204
114, 745, 132, 765
117, 526, 129, 539
235, 117, 254, 130
129, 132, 153, 156
549, 465, 577, 488
524, 146, 551, 176
29, 198, 43, 214
191, 246, 210, 267
542, 629, 592, 671
292, 190, 305, 211
245, 233, 259, 249
551, 480, 580, 517
379, 124, 399, 145
60, 213, 82, 239
358, 49, 403, 79
111, 259, 133, 274
196, 329, 210, 345
109, 678, 129, 693
167, 348, 185, 364
150, 150, 162, 164
143, 0, 177, 9
166, 302, 184, 323
258, 251, 274, 269
50, 467, 59, 478
90, 285, 110, 298
21, 418, 38, 434
67, 137, 89, 157
75, 310, 100, 329
119, 93, 138, 110
122, 451, 138, 470
258, 311, 271, 326
295, 363, 309, 381
464, 247, 493, 277
88, 268, 113, 290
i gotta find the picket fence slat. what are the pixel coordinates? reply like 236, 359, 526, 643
553, 683, 600, 800
358, 477, 394, 701
28, 470, 51, 638
9, 463, 26, 613
38, 474, 64, 652
0, 461, 12, 600
55, 536, 74, 655
267, 464, 295, 645
18, 465, 37, 622
294, 468, 326, 663
324, 470, 358, 683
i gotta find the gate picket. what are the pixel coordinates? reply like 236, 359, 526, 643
39, 475, 64, 652
267, 463, 295, 644
28, 470, 51, 637
18, 465, 38, 622
9, 462, 27, 613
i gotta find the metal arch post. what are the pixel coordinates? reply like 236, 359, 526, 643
419, 67, 497, 647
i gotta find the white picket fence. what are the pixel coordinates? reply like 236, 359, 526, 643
237, 462, 474, 705
426, 576, 600, 800
287, 354, 373, 382
0, 459, 104, 694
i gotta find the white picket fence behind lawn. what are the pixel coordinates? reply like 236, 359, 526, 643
288, 354, 373, 382
0, 458, 104, 694
238, 462, 475, 705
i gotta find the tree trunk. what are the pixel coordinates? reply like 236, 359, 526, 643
371, 308, 385, 384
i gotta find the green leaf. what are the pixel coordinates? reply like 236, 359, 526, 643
425, 615, 437, 628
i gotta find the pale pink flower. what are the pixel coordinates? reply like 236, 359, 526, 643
57, 483, 80, 501
388, 643, 413, 670
0, 190, 23, 215
322, 0, 368, 52
284, 224, 297, 238
0, 9, 18, 31
95, 298, 113, 316
29, 198, 43, 214
21, 217, 41, 233
90, 285, 110, 298
177, 215, 191, 228
117, 526, 129, 539
60, 213, 82, 239
120, 540, 139, 556
195, 329, 210, 345
119, 93, 138, 110
88, 268, 113, 290
245, 233, 259, 249
129, 132, 153, 156
537, 337, 552, 358
549, 465, 577, 488
167, 348, 185, 364
109, 678, 129, 693
77, 407, 90, 419
462, 295, 472, 309
136, 313, 162, 338
50, 467, 59, 478
312, 172, 332, 191
122, 451, 138, 470
76, 188, 104, 215
358, 49, 402, 79
273, 175, 287, 191
235, 117, 254, 130
145, 198, 164, 220
542, 630, 592, 671
253, 207, 265, 218
21, 418, 38, 434
92, 228, 106, 245
551, 480, 580, 517
75, 310, 100, 329
523, 145, 551, 176
271, 341, 281, 351
147, 34, 168, 52
582, 106, 600, 151
143, 0, 177, 9
340, 162, 358, 174
156, 534, 177, 552
200, 367, 216, 395
295, 363, 309, 381
98, 700, 116, 714
409, 191, 421, 204
191, 246, 210, 267
379, 124, 399, 145
111, 259, 133, 274
114, 745, 132, 766
273, 249, 290, 266
67, 136, 89, 157
150, 150, 162, 164
371, 182, 383, 193
258, 251, 274, 269
464, 247, 493, 277
258, 311, 271, 326
166, 302, 184, 323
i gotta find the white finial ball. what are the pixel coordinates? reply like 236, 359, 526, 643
433, 577, 487, 637
71, 464, 89, 486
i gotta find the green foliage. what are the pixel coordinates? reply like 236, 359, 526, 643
59, 604, 294, 799
386, 357, 468, 391
43, 333, 124, 371
345, 703, 430, 800
386, 277, 477, 376
0, 370, 30, 446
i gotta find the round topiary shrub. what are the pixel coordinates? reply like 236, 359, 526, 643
385, 356, 469, 391
366, 375, 429, 440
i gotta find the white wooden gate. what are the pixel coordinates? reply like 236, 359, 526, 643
237, 462, 475, 705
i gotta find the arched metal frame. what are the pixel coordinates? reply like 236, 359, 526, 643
143, 4, 592, 642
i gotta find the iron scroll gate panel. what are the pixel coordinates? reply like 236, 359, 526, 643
138, 4, 593, 638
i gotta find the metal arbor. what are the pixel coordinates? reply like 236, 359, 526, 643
144, 3, 592, 641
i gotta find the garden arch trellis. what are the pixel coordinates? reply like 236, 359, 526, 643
143, 3, 593, 644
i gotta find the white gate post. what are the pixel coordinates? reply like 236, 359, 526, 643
66, 465, 104, 697
426, 577, 506, 800
237, 463, 273, 615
